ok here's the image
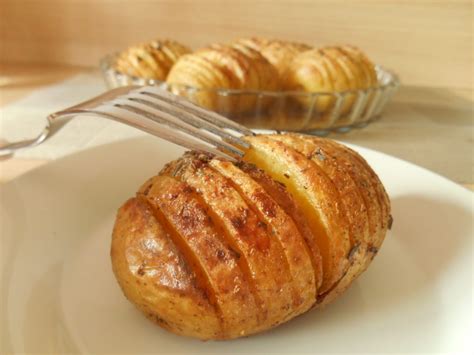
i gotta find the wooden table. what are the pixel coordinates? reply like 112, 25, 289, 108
1, 63, 472, 190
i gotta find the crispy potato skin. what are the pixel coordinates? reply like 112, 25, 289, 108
210, 159, 317, 315
143, 175, 261, 338
111, 197, 221, 339
111, 134, 390, 339
237, 161, 324, 292
170, 156, 297, 330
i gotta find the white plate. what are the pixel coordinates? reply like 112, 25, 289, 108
1, 137, 472, 354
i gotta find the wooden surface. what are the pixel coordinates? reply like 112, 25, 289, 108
0, 0, 472, 89
0, 63, 472, 190
0, 62, 84, 106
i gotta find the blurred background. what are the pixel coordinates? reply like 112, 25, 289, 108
0, 0, 472, 186
1, 0, 472, 88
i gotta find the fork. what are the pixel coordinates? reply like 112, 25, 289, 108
0, 86, 255, 161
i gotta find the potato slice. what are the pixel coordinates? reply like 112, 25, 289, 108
269, 134, 370, 246
329, 142, 391, 252
340, 45, 377, 88
269, 134, 372, 305
308, 137, 387, 264
237, 161, 323, 292
165, 155, 296, 329
235, 37, 270, 52
115, 40, 190, 80
117, 45, 159, 79
285, 49, 335, 113
111, 197, 221, 339
244, 135, 350, 293
142, 44, 171, 79
322, 47, 361, 89
319, 49, 353, 114
202, 44, 259, 89
142, 175, 261, 338
321, 47, 360, 115
259, 40, 312, 78
231, 43, 280, 91
198, 45, 260, 112
210, 159, 317, 314
332, 47, 368, 90
167, 54, 232, 110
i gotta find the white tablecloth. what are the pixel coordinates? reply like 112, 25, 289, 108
1, 73, 147, 159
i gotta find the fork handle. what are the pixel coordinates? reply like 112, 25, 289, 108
0, 110, 84, 157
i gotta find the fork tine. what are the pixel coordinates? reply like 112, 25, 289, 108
127, 96, 250, 149
88, 108, 239, 161
114, 102, 247, 158
137, 87, 256, 136
1, 84, 256, 160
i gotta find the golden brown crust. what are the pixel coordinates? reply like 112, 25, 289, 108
243, 135, 351, 293
167, 154, 296, 330
210, 159, 317, 315
306, 137, 388, 268
268, 134, 373, 305
111, 134, 390, 339
269, 134, 370, 247
111, 197, 221, 339
142, 175, 260, 338
237, 161, 324, 292
331, 142, 391, 253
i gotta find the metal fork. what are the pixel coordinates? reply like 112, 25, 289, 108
0, 86, 255, 161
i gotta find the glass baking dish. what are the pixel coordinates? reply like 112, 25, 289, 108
100, 54, 399, 135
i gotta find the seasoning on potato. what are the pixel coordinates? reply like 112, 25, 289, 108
110, 133, 391, 340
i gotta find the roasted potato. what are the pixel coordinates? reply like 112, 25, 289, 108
114, 39, 190, 80
165, 53, 234, 111
166, 44, 278, 113
283, 46, 378, 118
111, 133, 391, 339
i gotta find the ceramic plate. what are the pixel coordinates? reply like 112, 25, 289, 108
1, 137, 472, 354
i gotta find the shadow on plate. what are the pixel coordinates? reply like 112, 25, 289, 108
262, 193, 472, 337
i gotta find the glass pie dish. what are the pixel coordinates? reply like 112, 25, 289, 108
100, 54, 399, 135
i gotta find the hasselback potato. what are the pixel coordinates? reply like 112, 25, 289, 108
114, 39, 191, 80
166, 44, 278, 113
111, 133, 391, 340
284, 46, 378, 114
